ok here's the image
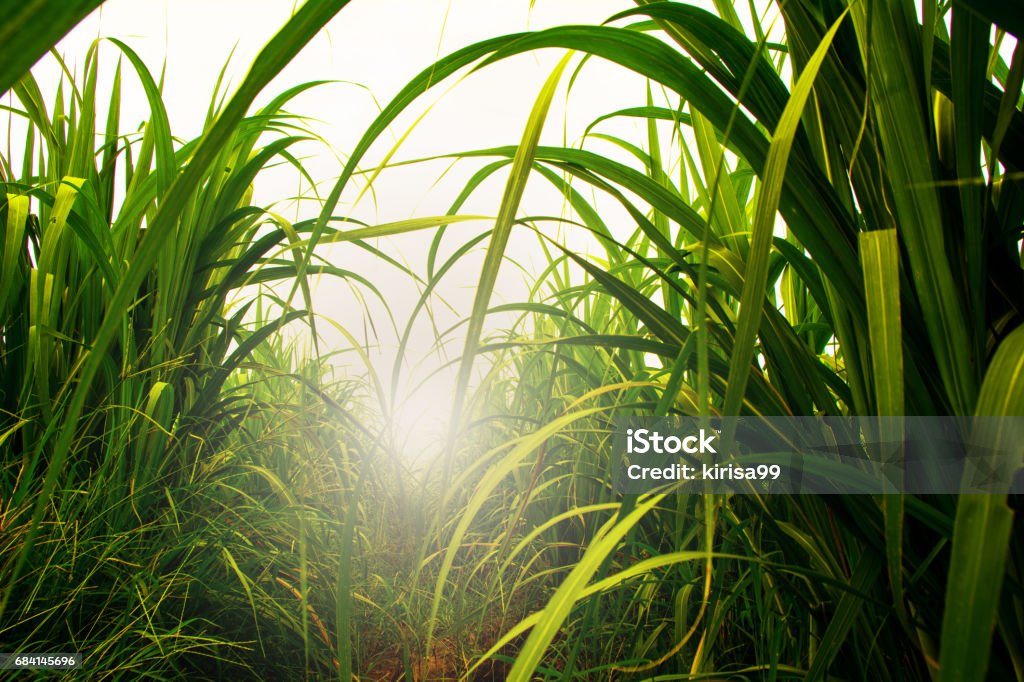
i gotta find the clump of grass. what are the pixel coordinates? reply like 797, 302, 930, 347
3, 1, 1023, 680
327, 1, 1024, 679
0, 6, 376, 674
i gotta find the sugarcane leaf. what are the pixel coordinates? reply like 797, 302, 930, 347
0, 0, 105, 96
722, 9, 849, 419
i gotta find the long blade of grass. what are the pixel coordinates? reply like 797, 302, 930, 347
852, 0, 977, 415
805, 552, 884, 681
721, 9, 849, 419
506, 493, 667, 682
444, 54, 571, 476
427, 405, 607, 653
940, 325, 1024, 682
860, 228, 908, 635
0, 0, 353, 622
0, 0, 105, 96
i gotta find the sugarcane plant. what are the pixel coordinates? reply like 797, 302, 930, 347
2, 0, 1023, 678
0, 1, 386, 676
326, 0, 1024, 678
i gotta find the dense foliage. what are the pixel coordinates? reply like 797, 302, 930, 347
1, 0, 1022, 680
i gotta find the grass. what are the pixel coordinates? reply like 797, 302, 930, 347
0, 6, 365, 675
2, 0, 1023, 679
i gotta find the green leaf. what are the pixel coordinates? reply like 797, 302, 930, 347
806, 552, 884, 682
0, 0, 105, 96
446, 54, 572, 468
953, 0, 1024, 38
0, 193, 29, 318
852, 0, 978, 415
721, 8, 850, 419
507, 494, 667, 681
860, 228, 909, 634
939, 325, 1024, 682
939, 496, 1014, 682
860, 229, 904, 418
0, 0, 353, 622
